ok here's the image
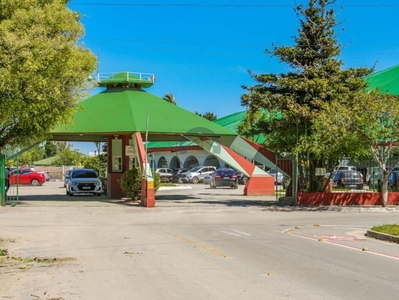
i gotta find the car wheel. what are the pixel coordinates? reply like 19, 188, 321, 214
31, 179, 39, 186
192, 177, 199, 184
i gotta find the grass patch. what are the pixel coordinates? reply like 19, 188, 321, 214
371, 224, 399, 236
0, 248, 8, 256
159, 183, 177, 187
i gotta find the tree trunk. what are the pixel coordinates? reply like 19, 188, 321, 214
381, 174, 389, 207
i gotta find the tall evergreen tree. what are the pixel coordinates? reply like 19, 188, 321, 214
239, 0, 372, 191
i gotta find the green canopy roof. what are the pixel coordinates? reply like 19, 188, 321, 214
51, 86, 237, 142
366, 64, 399, 95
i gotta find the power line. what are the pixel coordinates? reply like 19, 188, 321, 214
83, 41, 399, 57
71, 3, 399, 8
86, 37, 399, 48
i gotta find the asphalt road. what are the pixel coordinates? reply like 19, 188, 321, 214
1, 182, 399, 299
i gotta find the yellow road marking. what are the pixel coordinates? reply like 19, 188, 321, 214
172, 234, 229, 258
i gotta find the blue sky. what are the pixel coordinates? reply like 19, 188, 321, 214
68, 1, 399, 154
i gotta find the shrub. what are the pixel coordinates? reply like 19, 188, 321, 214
154, 172, 160, 193
120, 168, 161, 200
120, 168, 142, 200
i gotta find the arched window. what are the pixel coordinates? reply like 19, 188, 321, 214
184, 156, 199, 168
170, 156, 181, 169
204, 155, 220, 168
157, 156, 168, 168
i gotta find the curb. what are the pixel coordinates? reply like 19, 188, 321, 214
366, 230, 399, 244
158, 185, 192, 191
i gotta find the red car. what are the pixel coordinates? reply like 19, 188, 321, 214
9, 168, 46, 186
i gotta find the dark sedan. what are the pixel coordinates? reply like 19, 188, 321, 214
332, 170, 364, 189
210, 168, 238, 189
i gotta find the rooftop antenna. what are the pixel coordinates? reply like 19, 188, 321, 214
95, 47, 100, 81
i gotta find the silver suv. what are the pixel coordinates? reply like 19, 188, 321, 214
179, 166, 216, 184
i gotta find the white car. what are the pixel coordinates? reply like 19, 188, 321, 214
66, 168, 102, 196
179, 166, 217, 184
266, 169, 284, 185
38, 171, 50, 181
155, 168, 173, 182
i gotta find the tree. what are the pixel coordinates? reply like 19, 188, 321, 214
163, 93, 177, 105
6, 144, 45, 166
18, 145, 45, 166
314, 90, 399, 206
0, 0, 97, 152
83, 153, 107, 178
54, 141, 73, 153
195, 111, 217, 121
44, 141, 58, 158
52, 148, 84, 166
239, 0, 372, 192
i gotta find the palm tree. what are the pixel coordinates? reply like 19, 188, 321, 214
163, 93, 176, 105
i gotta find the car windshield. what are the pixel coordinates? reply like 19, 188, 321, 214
216, 169, 235, 175
72, 170, 98, 179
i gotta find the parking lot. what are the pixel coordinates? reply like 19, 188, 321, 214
4, 180, 278, 208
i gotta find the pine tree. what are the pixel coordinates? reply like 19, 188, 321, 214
239, 0, 372, 191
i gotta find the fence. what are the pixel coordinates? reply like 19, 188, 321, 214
32, 166, 79, 181
297, 157, 395, 193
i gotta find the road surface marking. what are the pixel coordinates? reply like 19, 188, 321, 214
172, 234, 229, 258
286, 230, 399, 261
220, 230, 242, 236
232, 230, 252, 236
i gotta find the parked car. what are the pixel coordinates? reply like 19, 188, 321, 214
63, 169, 73, 188
367, 167, 382, 189
332, 170, 364, 189
155, 168, 173, 182
179, 166, 216, 184
378, 169, 399, 191
39, 171, 50, 181
66, 168, 102, 196
9, 168, 46, 186
337, 166, 357, 172
202, 173, 213, 184
235, 172, 249, 184
171, 168, 190, 183
267, 169, 285, 185
210, 168, 238, 189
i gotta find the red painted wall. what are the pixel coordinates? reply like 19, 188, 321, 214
297, 192, 399, 206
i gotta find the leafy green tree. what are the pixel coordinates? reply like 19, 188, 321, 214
44, 141, 58, 158
52, 149, 84, 166
163, 93, 177, 105
18, 145, 45, 166
83, 153, 107, 178
239, 0, 372, 192
0, 0, 97, 152
314, 90, 399, 206
54, 141, 73, 153
195, 111, 217, 121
